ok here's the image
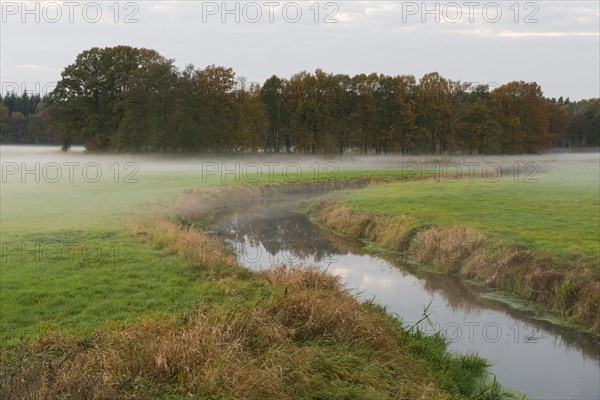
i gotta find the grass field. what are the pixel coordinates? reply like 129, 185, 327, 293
2, 153, 598, 340
1, 150, 510, 397
1, 172, 212, 342
332, 162, 599, 257
0, 154, 420, 343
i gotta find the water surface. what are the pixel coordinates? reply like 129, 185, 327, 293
213, 201, 600, 400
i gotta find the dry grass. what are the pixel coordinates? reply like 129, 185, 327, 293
312, 201, 600, 333
312, 200, 419, 252
1, 265, 457, 400
261, 264, 342, 292
412, 226, 486, 273
125, 214, 238, 276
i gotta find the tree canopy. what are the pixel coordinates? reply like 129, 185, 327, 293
1, 46, 598, 153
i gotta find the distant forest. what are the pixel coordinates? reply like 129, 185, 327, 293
1, 45, 598, 154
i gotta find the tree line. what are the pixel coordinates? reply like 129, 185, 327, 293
1, 46, 598, 153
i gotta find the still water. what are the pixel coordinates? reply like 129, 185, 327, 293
213, 201, 600, 400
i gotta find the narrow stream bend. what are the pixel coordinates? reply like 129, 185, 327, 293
211, 200, 600, 400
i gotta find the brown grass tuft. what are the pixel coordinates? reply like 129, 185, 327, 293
412, 226, 486, 273
260, 264, 342, 292
125, 214, 238, 275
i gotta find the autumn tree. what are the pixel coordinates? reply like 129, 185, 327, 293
284, 71, 313, 153
350, 73, 378, 154
329, 74, 353, 153
416, 72, 451, 154
194, 65, 237, 150
563, 99, 600, 147
22, 47, 593, 154
235, 83, 268, 152
48, 46, 167, 150
547, 98, 570, 148
455, 85, 502, 154
115, 60, 178, 151
492, 81, 552, 153
391, 75, 417, 154
260, 75, 286, 152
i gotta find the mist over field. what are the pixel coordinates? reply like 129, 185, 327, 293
3, 144, 598, 177
1, 145, 599, 400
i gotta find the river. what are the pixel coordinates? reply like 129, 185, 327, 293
212, 199, 600, 400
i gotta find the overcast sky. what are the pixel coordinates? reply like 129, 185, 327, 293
1, 1, 599, 100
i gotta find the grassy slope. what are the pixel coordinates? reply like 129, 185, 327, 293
337, 164, 599, 258
3, 156, 597, 336
1, 174, 505, 398
1, 173, 213, 342
309, 160, 600, 331
0, 167, 420, 340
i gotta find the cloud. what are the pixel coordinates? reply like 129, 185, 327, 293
1, 1, 598, 100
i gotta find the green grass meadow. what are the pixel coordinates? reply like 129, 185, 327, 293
2, 156, 598, 342
1, 155, 518, 398
1, 173, 210, 342
0, 161, 419, 342
331, 161, 600, 259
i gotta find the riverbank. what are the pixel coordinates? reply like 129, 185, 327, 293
174, 175, 600, 335
308, 174, 600, 333
1, 183, 511, 399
